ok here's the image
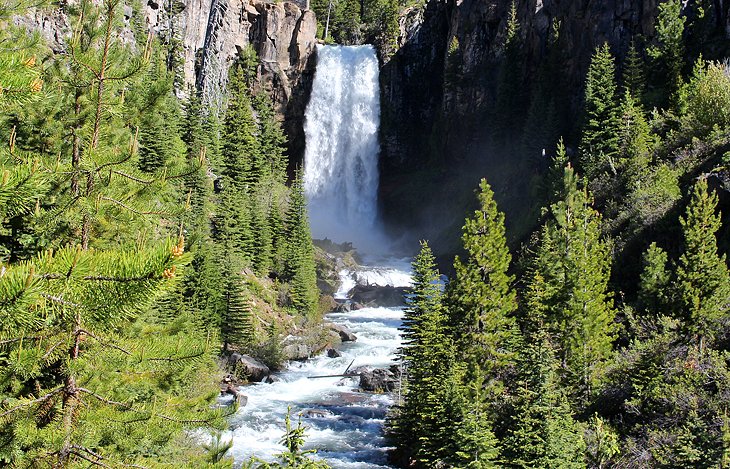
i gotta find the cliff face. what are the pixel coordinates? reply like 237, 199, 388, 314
17, 0, 317, 160
379, 0, 730, 255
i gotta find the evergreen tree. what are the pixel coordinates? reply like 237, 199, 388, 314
221, 64, 259, 192
579, 43, 620, 180
501, 333, 586, 469
221, 269, 254, 353
616, 89, 652, 185
526, 163, 616, 403
622, 39, 646, 103
647, 0, 686, 109
392, 241, 470, 467
638, 242, 671, 316
493, 2, 527, 145
447, 178, 518, 381
283, 172, 318, 317
675, 177, 730, 345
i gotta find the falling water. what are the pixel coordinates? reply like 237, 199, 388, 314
303, 45, 382, 249
224, 44, 409, 469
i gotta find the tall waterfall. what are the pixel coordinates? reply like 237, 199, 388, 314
303, 45, 382, 250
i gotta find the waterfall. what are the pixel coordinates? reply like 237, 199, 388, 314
303, 45, 382, 250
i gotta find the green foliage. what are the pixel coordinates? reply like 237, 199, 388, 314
501, 333, 586, 468
579, 43, 620, 180
674, 177, 730, 343
647, 0, 686, 109
392, 242, 473, 466
683, 60, 730, 137
638, 242, 671, 315
525, 163, 616, 403
447, 178, 518, 379
622, 39, 646, 103
246, 407, 331, 468
283, 173, 318, 318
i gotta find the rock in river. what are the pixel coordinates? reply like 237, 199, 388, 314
327, 323, 357, 342
228, 353, 270, 383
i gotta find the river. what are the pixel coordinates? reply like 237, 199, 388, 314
225, 261, 412, 468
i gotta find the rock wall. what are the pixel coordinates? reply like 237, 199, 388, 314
378, 0, 730, 256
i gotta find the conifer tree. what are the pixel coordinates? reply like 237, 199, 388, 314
648, 0, 686, 109
493, 2, 526, 144
392, 242, 467, 466
617, 89, 652, 185
0, 4, 228, 463
579, 43, 620, 180
675, 177, 730, 345
501, 333, 585, 468
638, 242, 671, 316
444, 179, 516, 467
526, 162, 616, 403
221, 64, 259, 191
283, 172, 318, 317
622, 39, 646, 103
447, 178, 518, 380
221, 269, 255, 353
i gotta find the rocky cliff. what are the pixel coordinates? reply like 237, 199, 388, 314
379, 0, 730, 256
16, 0, 318, 160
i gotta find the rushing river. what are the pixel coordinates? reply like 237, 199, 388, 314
223, 43, 404, 468
225, 262, 411, 468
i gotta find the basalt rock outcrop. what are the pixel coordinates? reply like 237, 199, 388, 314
379, 0, 730, 258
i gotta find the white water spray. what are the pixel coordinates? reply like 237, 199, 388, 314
304, 45, 382, 251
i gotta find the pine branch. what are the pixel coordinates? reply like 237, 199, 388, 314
110, 170, 154, 185
146, 349, 206, 362
77, 388, 217, 425
99, 196, 171, 216
0, 387, 63, 419
68, 445, 113, 468
41, 293, 81, 307
77, 328, 132, 355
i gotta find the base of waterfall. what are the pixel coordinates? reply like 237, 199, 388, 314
222, 255, 411, 469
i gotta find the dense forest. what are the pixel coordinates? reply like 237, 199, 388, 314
0, 0, 323, 466
388, 0, 730, 467
3, 0, 730, 466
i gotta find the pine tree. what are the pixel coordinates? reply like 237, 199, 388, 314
501, 333, 586, 468
638, 242, 671, 315
622, 39, 646, 103
675, 177, 730, 345
444, 179, 516, 468
0, 3, 229, 464
579, 43, 620, 180
392, 241, 466, 467
493, 2, 527, 145
221, 269, 255, 353
447, 178, 518, 380
616, 89, 653, 186
221, 64, 259, 192
283, 172, 318, 317
647, 0, 686, 109
526, 162, 616, 403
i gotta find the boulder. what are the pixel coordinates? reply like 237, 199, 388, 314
359, 367, 399, 392
220, 383, 248, 407
282, 343, 311, 361
349, 284, 408, 307
301, 408, 333, 418
326, 348, 342, 358
327, 323, 357, 342
230, 354, 270, 383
